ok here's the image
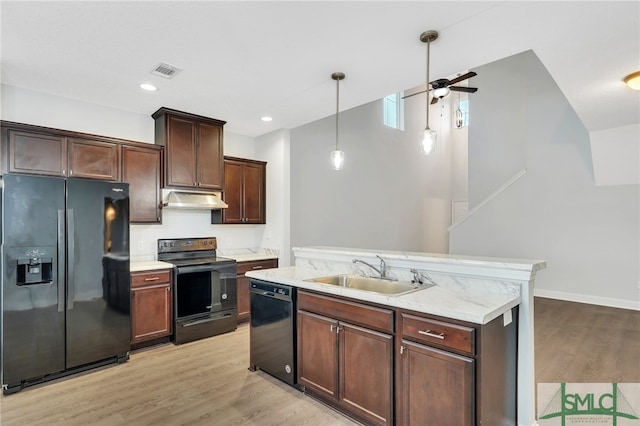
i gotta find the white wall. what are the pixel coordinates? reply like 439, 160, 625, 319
290, 89, 460, 254
0, 84, 272, 260
450, 51, 640, 310
590, 123, 640, 186
256, 129, 291, 265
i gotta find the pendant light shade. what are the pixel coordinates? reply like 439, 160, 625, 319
331, 72, 346, 170
330, 150, 345, 170
420, 128, 437, 155
420, 30, 438, 155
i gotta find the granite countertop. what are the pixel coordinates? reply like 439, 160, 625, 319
246, 266, 520, 325
130, 261, 174, 272
217, 248, 279, 263
223, 253, 279, 262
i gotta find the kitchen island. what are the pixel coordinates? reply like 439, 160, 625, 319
247, 246, 545, 426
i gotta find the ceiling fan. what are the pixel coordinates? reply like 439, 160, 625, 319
403, 71, 478, 104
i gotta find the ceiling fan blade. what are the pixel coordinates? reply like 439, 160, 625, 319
450, 86, 478, 93
446, 71, 477, 86
401, 89, 428, 99
430, 97, 439, 105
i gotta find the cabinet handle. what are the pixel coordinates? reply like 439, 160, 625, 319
400, 345, 405, 354
144, 277, 161, 281
419, 329, 445, 340
167, 287, 170, 292
69, 170, 73, 176
252, 266, 263, 270
330, 324, 341, 333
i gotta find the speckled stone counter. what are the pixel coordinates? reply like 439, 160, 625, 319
130, 261, 174, 272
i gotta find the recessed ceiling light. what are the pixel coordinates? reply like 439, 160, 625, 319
140, 83, 158, 92
624, 71, 640, 90
261, 116, 273, 122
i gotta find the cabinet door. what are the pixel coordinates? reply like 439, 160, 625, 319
243, 162, 265, 224
340, 322, 393, 426
222, 159, 244, 223
68, 138, 120, 181
131, 284, 172, 344
236, 275, 250, 321
297, 310, 339, 400
196, 122, 224, 189
166, 115, 197, 188
122, 145, 161, 223
8, 130, 67, 176
398, 340, 474, 426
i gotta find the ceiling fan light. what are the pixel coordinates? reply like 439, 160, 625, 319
433, 87, 450, 98
624, 71, 640, 90
419, 128, 437, 155
331, 150, 345, 170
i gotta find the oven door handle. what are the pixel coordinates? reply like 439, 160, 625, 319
183, 313, 233, 327
176, 264, 219, 274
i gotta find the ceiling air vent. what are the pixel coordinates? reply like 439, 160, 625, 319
151, 62, 181, 79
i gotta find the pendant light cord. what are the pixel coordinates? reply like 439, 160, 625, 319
335, 77, 340, 151
425, 38, 430, 129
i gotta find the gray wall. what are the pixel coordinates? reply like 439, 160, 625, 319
290, 93, 460, 253
450, 50, 639, 308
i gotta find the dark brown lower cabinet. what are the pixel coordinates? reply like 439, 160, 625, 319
236, 258, 278, 322
398, 340, 474, 426
130, 270, 172, 345
297, 291, 393, 426
294, 289, 517, 426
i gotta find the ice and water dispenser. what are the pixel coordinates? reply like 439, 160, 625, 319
7, 246, 56, 286
17, 256, 53, 285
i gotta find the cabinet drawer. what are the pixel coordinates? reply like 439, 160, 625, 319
401, 313, 475, 355
298, 291, 393, 334
237, 259, 278, 275
131, 270, 172, 288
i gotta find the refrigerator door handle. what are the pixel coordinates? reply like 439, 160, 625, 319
57, 210, 65, 313
67, 209, 75, 310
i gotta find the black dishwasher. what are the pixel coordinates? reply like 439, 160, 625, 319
249, 279, 299, 389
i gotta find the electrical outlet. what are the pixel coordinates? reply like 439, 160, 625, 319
137, 241, 144, 253
225, 238, 232, 246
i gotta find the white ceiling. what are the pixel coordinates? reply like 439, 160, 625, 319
1, 1, 638, 138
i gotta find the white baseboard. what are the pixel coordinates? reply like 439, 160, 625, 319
534, 288, 640, 311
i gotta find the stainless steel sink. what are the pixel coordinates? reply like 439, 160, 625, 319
305, 274, 424, 296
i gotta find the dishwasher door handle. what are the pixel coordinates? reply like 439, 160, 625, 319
262, 291, 276, 297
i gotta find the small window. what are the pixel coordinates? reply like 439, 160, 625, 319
456, 99, 470, 128
383, 92, 404, 130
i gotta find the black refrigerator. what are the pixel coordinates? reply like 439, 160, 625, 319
1, 174, 131, 394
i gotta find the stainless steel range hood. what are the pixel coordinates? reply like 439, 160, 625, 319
162, 189, 228, 210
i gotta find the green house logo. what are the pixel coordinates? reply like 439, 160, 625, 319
539, 383, 639, 425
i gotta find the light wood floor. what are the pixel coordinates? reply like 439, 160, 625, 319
534, 297, 640, 383
0, 323, 357, 426
1, 298, 638, 425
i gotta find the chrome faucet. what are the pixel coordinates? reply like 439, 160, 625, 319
410, 268, 423, 284
352, 255, 395, 280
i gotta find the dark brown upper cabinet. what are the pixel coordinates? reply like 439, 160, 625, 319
152, 107, 225, 191
7, 129, 67, 176
221, 157, 266, 224
122, 145, 162, 223
68, 137, 120, 181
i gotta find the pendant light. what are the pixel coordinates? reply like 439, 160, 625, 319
419, 30, 438, 155
330, 72, 346, 170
